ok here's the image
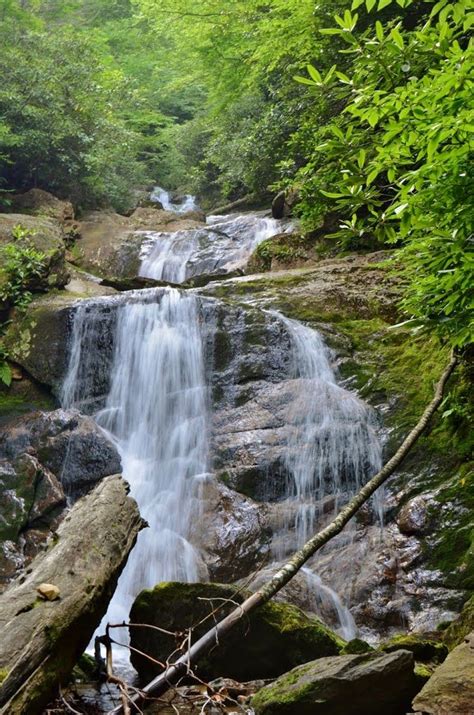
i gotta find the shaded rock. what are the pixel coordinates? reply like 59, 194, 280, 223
0, 213, 69, 291
443, 594, 474, 649
271, 189, 299, 219
10, 189, 74, 223
380, 633, 448, 663
251, 649, 419, 715
0, 454, 66, 588
0, 408, 122, 499
129, 582, 342, 682
190, 475, 270, 581
0, 475, 143, 715
412, 631, 474, 715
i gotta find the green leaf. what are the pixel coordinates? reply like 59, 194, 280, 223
293, 75, 318, 86
307, 65, 322, 83
0, 363, 12, 387
336, 71, 352, 84
352, 0, 365, 8
320, 190, 345, 198
378, 0, 392, 8
366, 0, 377, 11
390, 28, 405, 49
357, 149, 366, 168
375, 21, 384, 41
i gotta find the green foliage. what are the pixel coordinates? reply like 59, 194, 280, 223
288, 0, 473, 347
0, 225, 47, 311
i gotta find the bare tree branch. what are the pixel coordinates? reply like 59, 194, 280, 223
109, 351, 458, 714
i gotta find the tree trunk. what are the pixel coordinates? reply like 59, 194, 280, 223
110, 351, 457, 714
0, 475, 144, 715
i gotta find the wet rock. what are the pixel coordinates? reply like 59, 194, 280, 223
129, 582, 342, 682
0, 453, 66, 588
251, 649, 419, 715
0, 408, 122, 499
397, 494, 433, 535
191, 475, 270, 581
0, 475, 143, 715
0, 213, 69, 291
412, 631, 474, 715
10, 189, 74, 223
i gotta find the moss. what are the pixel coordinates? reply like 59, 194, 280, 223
414, 662, 434, 685
0, 667, 9, 684
442, 594, 474, 650
380, 634, 448, 663
130, 582, 342, 682
341, 638, 374, 655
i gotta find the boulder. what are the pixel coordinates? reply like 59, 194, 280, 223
271, 189, 299, 219
0, 475, 143, 715
251, 649, 419, 715
190, 475, 270, 581
0, 409, 122, 499
380, 633, 448, 663
442, 594, 474, 650
129, 582, 342, 682
412, 631, 474, 715
10, 189, 74, 223
0, 213, 69, 291
397, 494, 433, 535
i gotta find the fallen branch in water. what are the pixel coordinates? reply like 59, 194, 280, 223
109, 351, 458, 714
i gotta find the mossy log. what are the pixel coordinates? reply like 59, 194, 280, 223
0, 475, 143, 715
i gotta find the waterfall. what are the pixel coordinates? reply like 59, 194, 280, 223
62, 288, 209, 627
139, 213, 287, 284
150, 185, 197, 213
275, 313, 383, 550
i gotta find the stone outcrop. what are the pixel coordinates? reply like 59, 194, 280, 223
10, 189, 74, 224
190, 475, 270, 581
129, 582, 342, 682
0, 475, 143, 715
412, 631, 474, 715
443, 594, 474, 650
251, 649, 420, 715
0, 408, 122, 498
0, 409, 122, 587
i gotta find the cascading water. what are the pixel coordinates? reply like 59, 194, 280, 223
62, 288, 209, 629
270, 314, 383, 638
275, 313, 383, 550
139, 212, 289, 284
150, 185, 198, 213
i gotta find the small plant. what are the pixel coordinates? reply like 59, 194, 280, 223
0, 346, 12, 387
0, 224, 47, 311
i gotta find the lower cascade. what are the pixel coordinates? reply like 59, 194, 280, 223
61, 286, 383, 647
62, 289, 210, 628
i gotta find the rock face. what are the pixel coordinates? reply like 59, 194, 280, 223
412, 631, 474, 715
10, 189, 74, 223
0, 475, 143, 715
0, 409, 121, 587
0, 213, 69, 291
190, 476, 270, 581
252, 649, 419, 715
129, 582, 342, 682
0, 408, 122, 499
443, 594, 474, 649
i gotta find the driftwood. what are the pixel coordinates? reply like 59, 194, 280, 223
111, 351, 458, 714
0, 474, 144, 715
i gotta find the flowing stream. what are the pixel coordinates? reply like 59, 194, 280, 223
61, 190, 384, 655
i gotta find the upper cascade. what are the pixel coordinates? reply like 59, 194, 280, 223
150, 186, 198, 213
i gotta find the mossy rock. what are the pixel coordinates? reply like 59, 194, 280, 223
251, 650, 419, 715
340, 638, 374, 655
129, 582, 343, 682
379, 634, 448, 664
442, 594, 474, 650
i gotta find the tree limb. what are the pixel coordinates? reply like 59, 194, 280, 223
109, 351, 458, 714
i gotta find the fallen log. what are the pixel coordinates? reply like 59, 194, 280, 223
0, 474, 144, 715
210, 193, 264, 215
111, 351, 458, 714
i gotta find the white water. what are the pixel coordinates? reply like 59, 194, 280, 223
302, 567, 356, 640
62, 289, 209, 631
275, 313, 383, 550
139, 211, 288, 284
150, 185, 198, 213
